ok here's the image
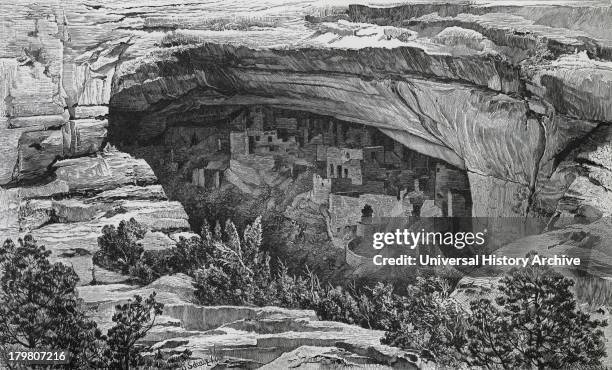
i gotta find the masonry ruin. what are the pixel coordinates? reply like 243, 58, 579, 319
123, 105, 472, 236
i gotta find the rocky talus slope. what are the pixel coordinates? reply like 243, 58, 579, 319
1, 0, 611, 367
79, 274, 424, 369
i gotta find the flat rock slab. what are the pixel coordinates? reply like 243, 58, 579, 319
76, 275, 422, 368
29, 198, 188, 283
53, 147, 157, 192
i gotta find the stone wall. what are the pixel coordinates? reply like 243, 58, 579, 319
326, 147, 364, 185
329, 193, 406, 234
275, 117, 298, 131
311, 173, 331, 204
364, 146, 385, 164
345, 247, 374, 270
434, 163, 471, 216
230, 131, 249, 157
192, 168, 206, 187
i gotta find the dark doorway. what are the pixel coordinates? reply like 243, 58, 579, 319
248, 136, 255, 154
361, 204, 373, 218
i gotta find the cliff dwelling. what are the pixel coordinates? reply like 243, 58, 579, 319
108, 104, 472, 232
2, 0, 612, 368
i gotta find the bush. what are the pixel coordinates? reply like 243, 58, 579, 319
194, 265, 238, 305
129, 261, 157, 285
315, 286, 360, 325
355, 282, 399, 330
269, 263, 321, 309
0, 236, 105, 368
95, 217, 213, 284
193, 217, 273, 306
193, 217, 328, 308
170, 231, 212, 273
94, 218, 146, 274
464, 264, 608, 369
381, 277, 466, 365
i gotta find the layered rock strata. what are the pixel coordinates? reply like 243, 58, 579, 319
78, 274, 424, 369
1, 1, 612, 368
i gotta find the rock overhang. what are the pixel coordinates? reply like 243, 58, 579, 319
2, 0, 611, 227
1, 1, 612, 367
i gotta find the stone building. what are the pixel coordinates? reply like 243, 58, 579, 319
191, 160, 228, 189
434, 163, 471, 216
328, 193, 411, 236
230, 131, 249, 157
192, 168, 206, 187
275, 117, 298, 131
363, 146, 385, 164
325, 147, 363, 185
247, 129, 298, 155
230, 106, 265, 130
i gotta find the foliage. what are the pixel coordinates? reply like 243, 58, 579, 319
381, 277, 466, 366
128, 261, 157, 285
269, 263, 321, 309
314, 286, 360, 325
194, 217, 273, 305
191, 217, 327, 309
172, 225, 212, 272
94, 218, 147, 274
311, 277, 464, 365
355, 282, 400, 330
91, 217, 608, 370
0, 236, 105, 368
573, 274, 612, 307
102, 293, 164, 369
94, 216, 214, 284
464, 264, 608, 370
0, 235, 191, 369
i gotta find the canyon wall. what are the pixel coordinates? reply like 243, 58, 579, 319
2, 1, 612, 367
0, 0, 610, 277
1, 0, 610, 272
2, 0, 610, 218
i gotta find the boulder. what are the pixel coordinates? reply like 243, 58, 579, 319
53, 146, 157, 192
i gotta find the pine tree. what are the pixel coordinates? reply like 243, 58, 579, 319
200, 218, 213, 244
103, 293, 164, 369
243, 216, 263, 262
0, 236, 105, 368
465, 264, 607, 369
224, 219, 241, 253
213, 221, 223, 242
194, 218, 274, 305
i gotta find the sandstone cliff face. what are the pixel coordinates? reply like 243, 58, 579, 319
0, 0, 609, 296
1, 1, 612, 367
2, 0, 610, 221
103, 1, 611, 218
